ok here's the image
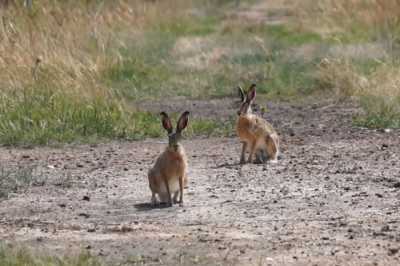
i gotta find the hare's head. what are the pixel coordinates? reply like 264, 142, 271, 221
160, 111, 190, 149
237, 83, 256, 116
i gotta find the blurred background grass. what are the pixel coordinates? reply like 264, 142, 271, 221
0, 0, 399, 146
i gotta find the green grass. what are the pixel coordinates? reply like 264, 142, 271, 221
3, 0, 400, 147
0, 245, 102, 266
0, 87, 134, 145
354, 95, 400, 129
105, 56, 173, 100
0, 87, 232, 145
105, 21, 322, 101
262, 25, 322, 47
154, 16, 217, 37
222, 23, 322, 47
188, 117, 235, 137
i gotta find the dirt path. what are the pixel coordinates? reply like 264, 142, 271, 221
1, 99, 400, 265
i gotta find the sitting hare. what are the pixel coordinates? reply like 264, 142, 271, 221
148, 111, 189, 207
236, 84, 279, 164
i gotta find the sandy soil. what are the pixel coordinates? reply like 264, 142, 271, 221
1, 98, 400, 265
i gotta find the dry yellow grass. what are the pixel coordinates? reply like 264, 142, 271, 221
0, 0, 195, 97
294, 0, 400, 37
0, 0, 220, 145
293, 0, 400, 127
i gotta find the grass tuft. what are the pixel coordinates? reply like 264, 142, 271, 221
0, 165, 42, 199
0, 87, 133, 145
0, 245, 102, 266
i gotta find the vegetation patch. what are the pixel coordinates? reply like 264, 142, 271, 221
354, 95, 400, 129
0, 165, 42, 199
1, 0, 400, 147
0, 245, 102, 266
0, 87, 134, 145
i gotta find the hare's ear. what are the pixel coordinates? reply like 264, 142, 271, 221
246, 83, 256, 102
176, 111, 190, 133
237, 86, 245, 102
160, 112, 173, 133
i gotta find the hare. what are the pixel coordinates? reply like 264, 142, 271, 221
236, 84, 279, 164
148, 111, 190, 207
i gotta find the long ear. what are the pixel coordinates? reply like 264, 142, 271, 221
160, 112, 173, 133
237, 86, 245, 102
246, 83, 256, 102
176, 111, 190, 133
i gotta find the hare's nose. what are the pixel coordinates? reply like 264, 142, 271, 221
237, 110, 241, 116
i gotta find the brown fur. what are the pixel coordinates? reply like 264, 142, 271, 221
236, 84, 280, 164
147, 111, 189, 207
148, 146, 188, 205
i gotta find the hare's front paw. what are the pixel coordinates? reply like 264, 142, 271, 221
151, 199, 159, 207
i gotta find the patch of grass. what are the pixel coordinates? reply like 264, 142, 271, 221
354, 95, 400, 129
0, 165, 42, 199
263, 24, 322, 47
261, 58, 317, 98
103, 30, 178, 100
0, 245, 102, 266
296, 0, 400, 43
231, 53, 270, 66
222, 23, 322, 47
188, 117, 235, 137
154, 16, 217, 37
0, 87, 135, 145
0, 86, 234, 145
227, 48, 318, 99
105, 56, 173, 100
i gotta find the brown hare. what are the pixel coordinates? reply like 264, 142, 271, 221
148, 111, 189, 207
236, 84, 279, 164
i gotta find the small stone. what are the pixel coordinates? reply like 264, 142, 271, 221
82, 195, 90, 201
78, 213, 90, 218
381, 225, 390, 232
388, 248, 399, 256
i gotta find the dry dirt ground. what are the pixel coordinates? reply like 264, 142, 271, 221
1, 97, 400, 266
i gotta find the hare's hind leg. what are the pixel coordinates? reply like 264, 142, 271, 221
173, 191, 179, 203
266, 134, 279, 163
247, 141, 256, 163
178, 175, 184, 207
151, 192, 159, 206
240, 142, 247, 164
255, 149, 267, 164
162, 177, 172, 207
